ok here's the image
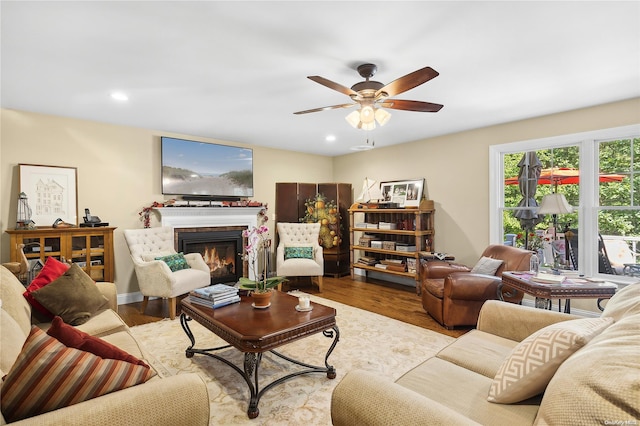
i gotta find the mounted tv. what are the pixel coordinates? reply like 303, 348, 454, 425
161, 137, 253, 199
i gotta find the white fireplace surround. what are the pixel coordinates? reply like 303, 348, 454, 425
155, 206, 264, 281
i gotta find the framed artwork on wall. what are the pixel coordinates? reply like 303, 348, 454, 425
379, 178, 424, 208
19, 164, 78, 226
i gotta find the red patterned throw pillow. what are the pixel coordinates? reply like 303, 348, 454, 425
47, 316, 148, 367
0, 327, 155, 422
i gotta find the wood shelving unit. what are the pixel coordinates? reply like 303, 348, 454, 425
349, 199, 435, 294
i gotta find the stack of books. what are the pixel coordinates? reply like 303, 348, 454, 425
357, 256, 377, 266
378, 222, 398, 230
188, 284, 240, 309
380, 259, 406, 272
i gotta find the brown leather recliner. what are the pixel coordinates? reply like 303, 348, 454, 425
421, 244, 532, 329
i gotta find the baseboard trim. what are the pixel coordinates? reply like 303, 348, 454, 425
117, 292, 159, 306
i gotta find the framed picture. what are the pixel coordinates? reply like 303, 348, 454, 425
379, 178, 424, 208
19, 164, 78, 226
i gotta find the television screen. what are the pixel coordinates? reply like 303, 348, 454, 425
161, 137, 254, 198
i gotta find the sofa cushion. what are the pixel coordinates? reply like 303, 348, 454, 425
488, 317, 613, 404
397, 357, 541, 426
0, 309, 27, 376
141, 251, 173, 262
601, 282, 640, 322
23, 256, 69, 318
0, 327, 155, 423
155, 252, 191, 272
30, 264, 108, 325
47, 316, 148, 366
535, 313, 640, 425
470, 256, 503, 275
436, 329, 518, 378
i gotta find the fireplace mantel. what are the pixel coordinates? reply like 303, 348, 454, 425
154, 207, 263, 281
153, 207, 263, 229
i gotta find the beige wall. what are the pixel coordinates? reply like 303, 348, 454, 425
2, 97, 639, 302
0, 109, 333, 296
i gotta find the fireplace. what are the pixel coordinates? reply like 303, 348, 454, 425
175, 226, 245, 285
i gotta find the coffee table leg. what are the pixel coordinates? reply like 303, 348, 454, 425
180, 313, 196, 358
245, 353, 262, 419
323, 326, 340, 379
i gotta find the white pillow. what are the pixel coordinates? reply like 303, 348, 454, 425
488, 317, 613, 403
470, 256, 503, 275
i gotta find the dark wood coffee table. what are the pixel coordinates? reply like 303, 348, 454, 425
500, 271, 618, 313
179, 291, 339, 418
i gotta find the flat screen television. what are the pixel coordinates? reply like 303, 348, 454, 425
161, 137, 254, 199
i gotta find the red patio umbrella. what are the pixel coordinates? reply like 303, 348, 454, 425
505, 167, 625, 189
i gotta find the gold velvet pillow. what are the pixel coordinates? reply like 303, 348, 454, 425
488, 317, 613, 403
31, 263, 108, 325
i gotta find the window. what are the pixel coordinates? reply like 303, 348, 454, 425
490, 124, 640, 282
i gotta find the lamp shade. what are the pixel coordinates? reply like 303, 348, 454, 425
345, 110, 360, 128
374, 108, 391, 126
538, 193, 573, 214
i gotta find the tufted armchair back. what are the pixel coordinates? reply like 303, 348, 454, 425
124, 227, 176, 264
277, 222, 322, 246
276, 222, 324, 292
123, 226, 210, 319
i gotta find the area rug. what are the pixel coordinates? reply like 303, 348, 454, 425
130, 293, 454, 425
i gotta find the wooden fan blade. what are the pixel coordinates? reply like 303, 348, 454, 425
294, 103, 356, 115
308, 76, 359, 97
375, 66, 439, 98
379, 99, 444, 112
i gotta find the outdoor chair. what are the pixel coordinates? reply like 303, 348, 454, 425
276, 222, 324, 292
124, 227, 210, 319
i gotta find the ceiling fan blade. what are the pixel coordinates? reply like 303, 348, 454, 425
308, 76, 359, 97
375, 66, 439, 98
294, 103, 356, 115
379, 99, 444, 112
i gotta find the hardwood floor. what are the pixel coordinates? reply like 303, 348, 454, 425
118, 275, 469, 338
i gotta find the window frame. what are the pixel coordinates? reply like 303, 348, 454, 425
489, 124, 640, 284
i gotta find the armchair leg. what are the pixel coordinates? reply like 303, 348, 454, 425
140, 296, 150, 315
168, 297, 177, 320
312, 276, 323, 292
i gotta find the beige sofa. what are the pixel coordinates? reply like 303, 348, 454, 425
332, 283, 640, 425
0, 265, 210, 425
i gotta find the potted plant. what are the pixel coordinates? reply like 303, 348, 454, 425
239, 224, 287, 308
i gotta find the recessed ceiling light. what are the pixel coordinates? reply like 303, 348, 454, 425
110, 92, 129, 101
325, 135, 336, 142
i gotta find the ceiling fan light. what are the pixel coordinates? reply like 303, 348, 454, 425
345, 110, 360, 128
360, 106, 375, 124
360, 121, 376, 131
375, 108, 391, 126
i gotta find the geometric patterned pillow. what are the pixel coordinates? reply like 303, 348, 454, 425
487, 317, 613, 404
284, 246, 314, 260
155, 252, 191, 272
0, 327, 155, 422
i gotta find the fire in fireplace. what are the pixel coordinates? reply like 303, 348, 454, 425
175, 227, 245, 285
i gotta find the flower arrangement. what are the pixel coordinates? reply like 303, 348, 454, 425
516, 231, 550, 251
238, 208, 287, 293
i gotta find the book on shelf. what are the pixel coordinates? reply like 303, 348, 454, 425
406, 258, 417, 273
355, 222, 369, 228
380, 259, 404, 265
366, 223, 379, 229
357, 256, 377, 266
395, 243, 417, 252
377, 222, 397, 230
188, 294, 241, 309
385, 264, 406, 272
374, 263, 388, 270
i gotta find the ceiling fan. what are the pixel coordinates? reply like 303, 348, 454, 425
294, 63, 443, 130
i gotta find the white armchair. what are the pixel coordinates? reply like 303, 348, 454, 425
276, 222, 324, 292
123, 227, 210, 319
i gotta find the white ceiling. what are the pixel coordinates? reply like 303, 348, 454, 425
1, 1, 639, 157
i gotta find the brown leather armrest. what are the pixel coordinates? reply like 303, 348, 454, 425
444, 273, 502, 300
421, 260, 471, 279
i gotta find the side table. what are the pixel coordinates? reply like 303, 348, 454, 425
500, 271, 618, 313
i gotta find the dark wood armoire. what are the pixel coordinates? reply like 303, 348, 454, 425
275, 182, 352, 277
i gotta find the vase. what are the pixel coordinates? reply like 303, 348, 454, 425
251, 289, 273, 308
